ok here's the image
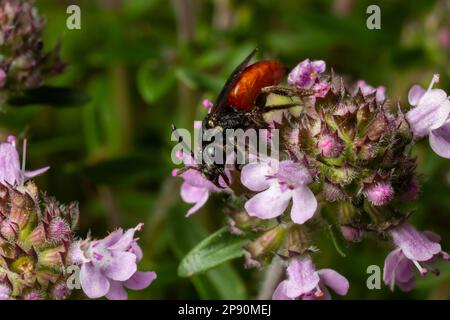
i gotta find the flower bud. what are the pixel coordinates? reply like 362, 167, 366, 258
317, 132, 344, 158
286, 225, 310, 255
51, 282, 71, 300
227, 209, 272, 235
245, 225, 286, 268
340, 225, 363, 242
48, 217, 71, 243
24, 290, 44, 300
38, 246, 65, 268
366, 181, 394, 206
0, 219, 18, 240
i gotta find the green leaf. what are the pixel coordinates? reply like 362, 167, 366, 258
167, 209, 247, 299
175, 68, 224, 92
325, 224, 347, 258
178, 227, 249, 277
137, 61, 176, 104
321, 204, 348, 258
8, 86, 90, 107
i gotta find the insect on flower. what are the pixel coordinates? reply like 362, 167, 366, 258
173, 49, 310, 187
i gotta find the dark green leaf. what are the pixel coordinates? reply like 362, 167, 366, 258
178, 227, 249, 277
8, 86, 90, 107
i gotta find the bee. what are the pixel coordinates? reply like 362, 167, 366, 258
174, 49, 303, 187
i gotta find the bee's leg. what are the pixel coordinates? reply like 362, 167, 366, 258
262, 103, 299, 112
261, 86, 314, 97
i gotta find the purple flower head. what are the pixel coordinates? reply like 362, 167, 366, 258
69, 223, 157, 300
383, 223, 449, 292
406, 74, 450, 158
173, 149, 229, 216
273, 256, 349, 300
365, 181, 394, 206
241, 159, 317, 224
288, 59, 326, 89
354, 80, 386, 102
0, 136, 49, 185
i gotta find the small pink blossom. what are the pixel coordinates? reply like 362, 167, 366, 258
0, 136, 49, 185
174, 150, 228, 216
273, 256, 349, 300
383, 223, 449, 292
288, 59, 326, 89
241, 159, 317, 224
406, 74, 450, 158
69, 223, 156, 300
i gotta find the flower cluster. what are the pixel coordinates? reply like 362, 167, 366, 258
0, 137, 156, 299
174, 58, 449, 299
0, 0, 64, 106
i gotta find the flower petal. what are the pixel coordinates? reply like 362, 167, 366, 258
406, 89, 450, 138
125, 271, 157, 290
285, 256, 320, 298
408, 85, 426, 106
396, 277, 416, 292
395, 258, 415, 283
312, 60, 326, 73
383, 248, 403, 287
290, 185, 317, 224
186, 189, 209, 217
390, 223, 441, 261
240, 162, 272, 191
272, 281, 293, 300
104, 251, 137, 281
429, 121, 450, 158
24, 166, 50, 181
180, 169, 218, 190
244, 183, 291, 220
0, 143, 21, 185
105, 281, 128, 300
108, 224, 142, 252
317, 269, 349, 296
181, 182, 207, 204
80, 263, 110, 299
99, 229, 124, 247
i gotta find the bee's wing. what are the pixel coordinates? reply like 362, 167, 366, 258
209, 48, 258, 118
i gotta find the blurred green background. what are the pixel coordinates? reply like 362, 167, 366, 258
1, 0, 449, 299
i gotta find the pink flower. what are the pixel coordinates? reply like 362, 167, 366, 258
69, 223, 156, 300
406, 74, 450, 158
354, 80, 386, 102
0, 136, 49, 185
173, 150, 227, 216
383, 223, 449, 292
241, 159, 317, 224
288, 59, 326, 89
273, 256, 349, 300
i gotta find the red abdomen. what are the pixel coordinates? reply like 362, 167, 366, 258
227, 61, 285, 111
